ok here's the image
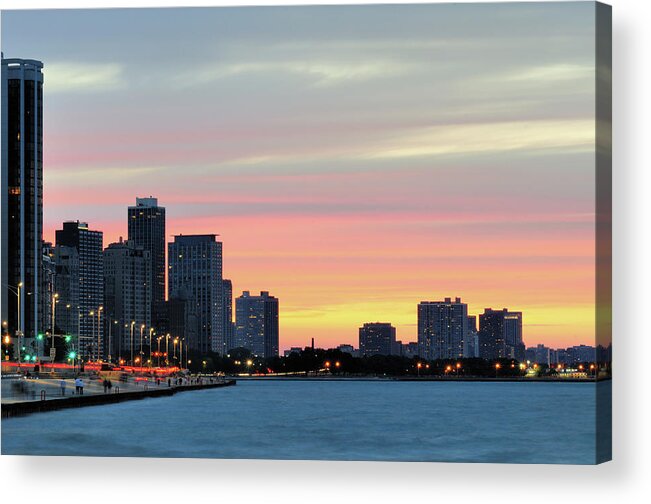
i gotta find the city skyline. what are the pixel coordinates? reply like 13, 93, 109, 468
2, 4, 599, 350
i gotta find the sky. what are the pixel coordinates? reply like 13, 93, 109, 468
1, 3, 599, 351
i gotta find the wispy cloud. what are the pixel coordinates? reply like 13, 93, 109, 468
45, 62, 126, 94
175, 59, 413, 88
361, 119, 595, 160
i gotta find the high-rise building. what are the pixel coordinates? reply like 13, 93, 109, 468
128, 197, 165, 305
55, 221, 103, 361
53, 244, 80, 341
41, 241, 56, 337
478, 308, 524, 360
168, 235, 223, 354
359, 322, 396, 357
103, 239, 152, 363
418, 297, 467, 360
222, 279, 235, 353
1, 56, 44, 355
235, 290, 279, 358
504, 311, 524, 360
463, 315, 479, 358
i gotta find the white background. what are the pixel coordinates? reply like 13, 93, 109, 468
0, 0, 648, 502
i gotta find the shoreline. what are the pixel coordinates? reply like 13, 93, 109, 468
231, 375, 609, 383
1, 379, 236, 419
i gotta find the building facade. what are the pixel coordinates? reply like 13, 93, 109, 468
168, 235, 223, 354
359, 322, 396, 357
53, 244, 80, 343
478, 308, 524, 360
103, 239, 152, 363
55, 221, 103, 361
153, 294, 199, 360
222, 279, 235, 353
418, 297, 468, 360
1, 56, 44, 357
235, 290, 279, 358
464, 315, 479, 358
128, 197, 165, 305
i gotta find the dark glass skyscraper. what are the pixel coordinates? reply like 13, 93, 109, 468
55, 221, 103, 361
1, 56, 44, 352
128, 197, 166, 305
235, 291, 279, 358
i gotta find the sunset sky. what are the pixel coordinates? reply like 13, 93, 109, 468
1, 3, 598, 351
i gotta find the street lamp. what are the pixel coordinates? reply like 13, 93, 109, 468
50, 293, 59, 358
139, 323, 145, 368
149, 327, 154, 366
97, 307, 103, 362
130, 321, 136, 365
165, 334, 170, 366
417, 362, 422, 377
157, 336, 162, 367
5, 282, 23, 362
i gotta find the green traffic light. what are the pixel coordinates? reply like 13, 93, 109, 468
65, 335, 71, 343
68, 351, 76, 359
37, 333, 43, 340
31, 355, 37, 362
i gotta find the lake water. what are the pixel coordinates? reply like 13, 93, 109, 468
1, 379, 608, 464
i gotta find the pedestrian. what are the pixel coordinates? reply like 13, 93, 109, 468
74, 377, 81, 395
107, 379, 113, 393
60, 379, 67, 396
156, 377, 160, 386
168, 377, 171, 387
103, 379, 108, 393
79, 378, 85, 395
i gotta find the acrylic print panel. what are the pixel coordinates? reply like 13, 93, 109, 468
0, 2, 611, 464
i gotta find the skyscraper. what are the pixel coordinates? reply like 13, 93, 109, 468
222, 279, 235, 353
235, 291, 279, 358
464, 315, 479, 358
1, 56, 44, 355
55, 221, 103, 361
128, 197, 165, 305
418, 297, 468, 360
103, 239, 152, 363
478, 308, 524, 360
168, 235, 223, 354
53, 244, 80, 341
358, 322, 396, 357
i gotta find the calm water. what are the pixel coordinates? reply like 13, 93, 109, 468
1, 380, 606, 464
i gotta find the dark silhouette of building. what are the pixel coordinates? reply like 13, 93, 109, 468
1, 56, 44, 352
359, 322, 396, 356
235, 291, 279, 358
55, 221, 103, 360
418, 297, 467, 360
168, 235, 223, 354
128, 197, 165, 305
153, 288, 199, 356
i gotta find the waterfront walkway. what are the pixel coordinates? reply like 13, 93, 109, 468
1, 375, 235, 418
